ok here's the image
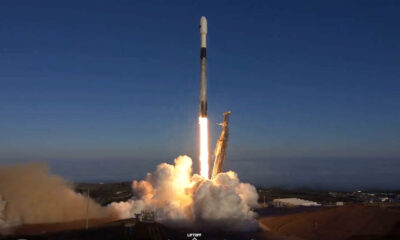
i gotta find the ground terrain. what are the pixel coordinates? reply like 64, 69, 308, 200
1, 182, 399, 239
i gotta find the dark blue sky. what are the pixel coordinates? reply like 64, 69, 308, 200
1, 1, 399, 189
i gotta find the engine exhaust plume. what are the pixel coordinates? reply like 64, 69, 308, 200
199, 117, 209, 179
212, 111, 231, 179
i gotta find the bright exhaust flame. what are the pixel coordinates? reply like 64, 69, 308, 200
199, 117, 209, 179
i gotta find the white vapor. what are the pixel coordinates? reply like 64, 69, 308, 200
110, 155, 259, 231
0, 163, 116, 232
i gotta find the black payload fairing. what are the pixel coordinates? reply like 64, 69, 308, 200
199, 16, 207, 117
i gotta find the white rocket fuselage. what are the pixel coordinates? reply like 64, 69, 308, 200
199, 16, 207, 117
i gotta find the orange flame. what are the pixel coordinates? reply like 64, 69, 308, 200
199, 117, 209, 179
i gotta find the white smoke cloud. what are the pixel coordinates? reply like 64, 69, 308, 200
110, 155, 259, 231
0, 163, 116, 231
0, 157, 259, 233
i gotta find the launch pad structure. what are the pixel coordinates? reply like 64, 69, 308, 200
211, 111, 231, 179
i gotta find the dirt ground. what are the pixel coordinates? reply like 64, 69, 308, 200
259, 205, 400, 240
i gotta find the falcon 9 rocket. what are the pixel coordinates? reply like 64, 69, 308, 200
199, 16, 207, 118
199, 16, 209, 179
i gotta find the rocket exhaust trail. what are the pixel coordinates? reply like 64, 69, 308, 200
199, 16, 209, 179
199, 117, 208, 179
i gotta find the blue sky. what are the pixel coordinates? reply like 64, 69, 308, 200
1, 1, 399, 189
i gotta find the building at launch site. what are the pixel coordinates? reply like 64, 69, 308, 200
273, 198, 321, 208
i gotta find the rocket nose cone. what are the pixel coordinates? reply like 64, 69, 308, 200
200, 16, 207, 34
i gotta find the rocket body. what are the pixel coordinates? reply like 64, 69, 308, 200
199, 16, 207, 117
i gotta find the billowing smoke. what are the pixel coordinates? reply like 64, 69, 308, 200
110, 155, 259, 231
0, 157, 259, 232
0, 163, 116, 230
